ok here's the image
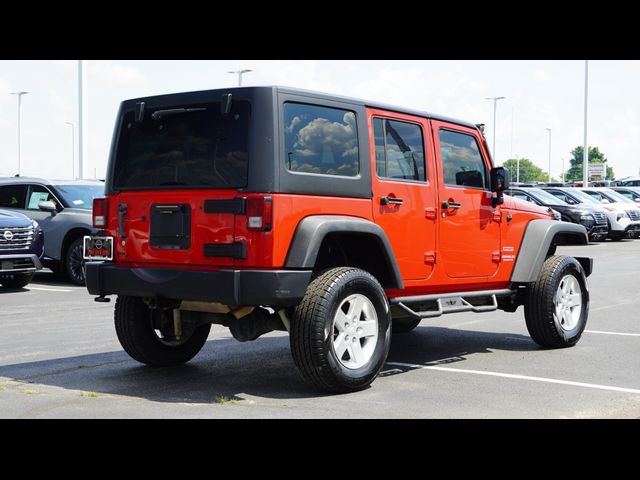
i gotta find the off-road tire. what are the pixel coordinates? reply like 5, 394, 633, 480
290, 267, 391, 393
524, 255, 589, 348
115, 295, 211, 366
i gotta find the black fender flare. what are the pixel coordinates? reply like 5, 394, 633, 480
284, 215, 403, 289
511, 219, 591, 283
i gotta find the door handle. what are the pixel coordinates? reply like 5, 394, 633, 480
442, 200, 462, 209
381, 196, 404, 206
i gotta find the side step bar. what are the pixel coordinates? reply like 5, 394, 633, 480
390, 289, 515, 320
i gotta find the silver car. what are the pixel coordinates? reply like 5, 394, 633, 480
0, 177, 104, 285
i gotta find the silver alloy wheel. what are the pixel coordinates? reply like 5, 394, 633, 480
554, 274, 582, 331
331, 293, 379, 369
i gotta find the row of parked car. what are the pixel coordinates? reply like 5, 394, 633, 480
2, 174, 639, 290
506, 185, 640, 242
0, 176, 103, 289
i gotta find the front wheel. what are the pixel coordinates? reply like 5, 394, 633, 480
290, 267, 391, 393
0, 273, 35, 289
524, 255, 589, 348
114, 296, 211, 366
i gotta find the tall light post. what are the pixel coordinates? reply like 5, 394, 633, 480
78, 60, 86, 180
10, 91, 29, 176
65, 122, 75, 179
582, 60, 589, 187
227, 69, 252, 86
546, 128, 552, 182
485, 96, 506, 163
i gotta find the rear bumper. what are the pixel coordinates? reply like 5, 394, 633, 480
85, 262, 312, 306
0, 254, 42, 274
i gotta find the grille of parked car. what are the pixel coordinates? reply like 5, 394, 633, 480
592, 212, 607, 224
625, 210, 640, 221
0, 226, 34, 250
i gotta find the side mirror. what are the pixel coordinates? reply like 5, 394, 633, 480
635, 198, 640, 203
38, 200, 57, 215
491, 166, 509, 193
600, 199, 610, 204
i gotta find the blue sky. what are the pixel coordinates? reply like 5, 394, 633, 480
1, 60, 639, 180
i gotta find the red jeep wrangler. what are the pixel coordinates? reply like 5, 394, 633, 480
84, 87, 592, 392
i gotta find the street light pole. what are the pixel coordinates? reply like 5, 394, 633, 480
65, 122, 75, 179
582, 60, 589, 187
485, 96, 506, 163
78, 60, 86, 180
227, 69, 253, 86
10, 91, 29, 176
546, 128, 552, 182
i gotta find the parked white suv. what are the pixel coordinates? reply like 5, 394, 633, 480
543, 187, 640, 240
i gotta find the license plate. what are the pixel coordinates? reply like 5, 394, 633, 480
83, 235, 113, 260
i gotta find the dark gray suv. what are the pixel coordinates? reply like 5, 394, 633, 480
0, 177, 104, 285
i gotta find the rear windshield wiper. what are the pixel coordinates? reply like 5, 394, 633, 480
151, 108, 206, 120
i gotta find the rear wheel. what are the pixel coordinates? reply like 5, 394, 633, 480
524, 255, 589, 348
290, 267, 391, 393
0, 273, 35, 289
392, 316, 421, 334
114, 295, 211, 366
65, 238, 86, 285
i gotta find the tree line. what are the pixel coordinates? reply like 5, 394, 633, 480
503, 146, 615, 183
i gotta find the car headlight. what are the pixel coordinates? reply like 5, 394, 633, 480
579, 214, 595, 227
617, 212, 629, 221
31, 219, 41, 231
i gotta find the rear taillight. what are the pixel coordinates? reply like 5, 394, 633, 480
93, 198, 108, 228
246, 196, 272, 231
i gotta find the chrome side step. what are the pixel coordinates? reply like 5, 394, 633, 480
391, 289, 514, 320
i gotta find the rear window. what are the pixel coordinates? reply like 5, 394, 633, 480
112, 100, 250, 190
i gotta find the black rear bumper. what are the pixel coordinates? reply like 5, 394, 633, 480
85, 262, 312, 306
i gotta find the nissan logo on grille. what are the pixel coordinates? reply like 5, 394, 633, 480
3, 230, 13, 241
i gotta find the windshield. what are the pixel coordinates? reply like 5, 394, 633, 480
568, 189, 601, 204
602, 189, 634, 203
528, 188, 569, 205
55, 184, 104, 210
112, 100, 250, 190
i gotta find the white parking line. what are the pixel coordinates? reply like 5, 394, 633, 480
386, 362, 640, 395
586, 329, 640, 337
28, 286, 73, 293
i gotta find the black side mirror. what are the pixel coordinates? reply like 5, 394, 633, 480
491, 166, 509, 192
490, 167, 509, 207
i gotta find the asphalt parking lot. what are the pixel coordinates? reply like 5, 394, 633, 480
1, 240, 639, 418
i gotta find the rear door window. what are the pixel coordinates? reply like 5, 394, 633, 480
0, 185, 27, 208
373, 118, 425, 181
113, 100, 250, 190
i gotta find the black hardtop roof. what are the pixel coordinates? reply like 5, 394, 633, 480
122, 85, 478, 130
